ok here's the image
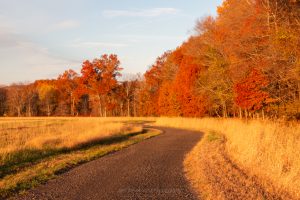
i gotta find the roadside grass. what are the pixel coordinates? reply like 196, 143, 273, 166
184, 131, 291, 200
206, 131, 223, 142
184, 132, 224, 200
155, 117, 300, 199
0, 125, 160, 199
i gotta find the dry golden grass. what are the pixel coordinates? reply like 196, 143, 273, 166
155, 117, 300, 199
0, 117, 145, 166
0, 117, 159, 198
185, 132, 292, 200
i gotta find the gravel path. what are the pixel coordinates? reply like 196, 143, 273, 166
15, 127, 202, 200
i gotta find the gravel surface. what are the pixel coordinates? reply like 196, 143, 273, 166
14, 127, 202, 200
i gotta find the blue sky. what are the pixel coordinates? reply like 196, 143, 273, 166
0, 0, 222, 84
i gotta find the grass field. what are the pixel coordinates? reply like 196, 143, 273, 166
0, 117, 158, 198
155, 118, 300, 199
2, 116, 300, 199
0, 117, 154, 165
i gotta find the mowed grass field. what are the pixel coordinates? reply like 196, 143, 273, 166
0, 117, 159, 198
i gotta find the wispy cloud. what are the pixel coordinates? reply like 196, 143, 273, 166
71, 41, 128, 48
103, 8, 180, 18
50, 20, 80, 31
0, 29, 79, 84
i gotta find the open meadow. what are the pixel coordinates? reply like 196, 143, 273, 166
0, 117, 158, 198
1, 117, 300, 199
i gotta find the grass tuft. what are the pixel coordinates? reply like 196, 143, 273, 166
206, 131, 222, 142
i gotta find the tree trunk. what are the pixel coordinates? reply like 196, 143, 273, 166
120, 102, 123, 117
245, 109, 248, 120
47, 104, 50, 117
70, 92, 74, 116
267, 0, 270, 30
222, 102, 227, 118
17, 107, 21, 117
239, 107, 242, 119
99, 103, 102, 117
28, 101, 31, 117
273, 0, 278, 33
71, 98, 75, 116
127, 99, 130, 117
98, 95, 102, 117
133, 94, 136, 117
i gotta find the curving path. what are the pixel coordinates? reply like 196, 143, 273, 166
15, 127, 202, 200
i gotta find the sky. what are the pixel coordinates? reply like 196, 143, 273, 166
0, 0, 223, 85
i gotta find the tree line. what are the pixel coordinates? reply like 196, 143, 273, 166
0, 0, 299, 119
0, 54, 140, 117
138, 0, 300, 120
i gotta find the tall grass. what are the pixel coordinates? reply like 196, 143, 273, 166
155, 117, 300, 198
0, 117, 160, 199
0, 117, 142, 166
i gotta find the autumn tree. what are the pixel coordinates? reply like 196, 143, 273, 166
24, 84, 39, 117
121, 74, 139, 117
0, 87, 7, 116
235, 69, 272, 118
138, 53, 170, 116
157, 49, 181, 116
56, 69, 79, 116
36, 81, 58, 116
172, 45, 206, 117
1, 0, 299, 120
6, 84, 27, 117
80, 54, 122, 117
258, 0, 300, 118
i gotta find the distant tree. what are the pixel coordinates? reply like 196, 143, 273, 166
121, 74, 139, 117
0, 87, 7, 116
80, 54, 122, 117
36, 81, 58, 116
138, 53, 169, 116
6, 84, 27, 117
56, 69, 79, 116
24, 84, 39, 117
0, 0, 299, 120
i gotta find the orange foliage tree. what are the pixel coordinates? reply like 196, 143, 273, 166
234, 69, 272, 117
80, 54, 122, 117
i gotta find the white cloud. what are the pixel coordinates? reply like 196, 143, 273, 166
103, 8, 180, 18
51, 20, 80, 30
71, 41, 128, 48
0, 31, 19, 48
13, 42, 77, 69
0, 30, 79, 84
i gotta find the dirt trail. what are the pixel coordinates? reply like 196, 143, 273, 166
14, 127, 202, 200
